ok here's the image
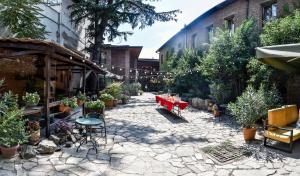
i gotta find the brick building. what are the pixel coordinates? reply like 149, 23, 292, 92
101, 45, 143, 82
157, 0, 300, 105
157, 0, 296, 64
137, 58, 160, 91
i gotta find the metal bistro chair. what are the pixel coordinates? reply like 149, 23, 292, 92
86, 112, 107, 144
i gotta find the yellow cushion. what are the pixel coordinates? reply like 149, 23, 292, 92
265, 127, 300, 143
284, 105, 299, 124
268, 107, 288, 127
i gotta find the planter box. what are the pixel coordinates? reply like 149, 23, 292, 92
85, 108, 104, 115
104, 100, 114, 108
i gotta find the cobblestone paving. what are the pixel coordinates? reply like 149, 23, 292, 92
1, 93, 300, 176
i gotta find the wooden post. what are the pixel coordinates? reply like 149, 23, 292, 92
82, 66, 86, 115
45, 55, 51, 137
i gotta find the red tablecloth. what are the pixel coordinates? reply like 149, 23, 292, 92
155, 95, 188, 111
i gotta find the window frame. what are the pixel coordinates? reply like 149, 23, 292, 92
262, 1, 278, 24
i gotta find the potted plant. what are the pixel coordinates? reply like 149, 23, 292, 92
22, 92, 40, 107
27, 121, 40, 145
228, 86, 268, 141
100, 93, 114, 108
0, 109, 28, 158
212, 104, 220, 117
85, 99, 105, 114
59, 97, 78, 113
77, 92, 87, 106
120, 94, 129, 104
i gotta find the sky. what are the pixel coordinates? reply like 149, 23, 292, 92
110, 0, 225, 59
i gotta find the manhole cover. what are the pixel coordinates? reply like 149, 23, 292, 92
202, 142, 250, 165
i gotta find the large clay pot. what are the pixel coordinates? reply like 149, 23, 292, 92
59, 104, 71, 113
243, 127, 257, 141
85, 108, 104, 115
0, 144, 19, 159
104, 100, 114, 108
29, 130, 40, 145
213, 110, 220, 117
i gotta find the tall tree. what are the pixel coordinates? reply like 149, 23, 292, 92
69, 0, 179, 63
0, 0, 47, 39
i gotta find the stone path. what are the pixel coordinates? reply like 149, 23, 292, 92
1, 92, 300, 175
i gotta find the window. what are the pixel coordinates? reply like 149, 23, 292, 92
160, 54, 164, 64
262, 2, 277, 23
207, 25, 214, 43
225, 18, 235, 36
191, 34, 197, 49
178, 43, 182, 50
171, 47, 175, 55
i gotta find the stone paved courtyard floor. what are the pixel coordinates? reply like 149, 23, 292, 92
1, 92, 300, 176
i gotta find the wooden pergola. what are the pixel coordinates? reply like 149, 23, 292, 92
0, 38, 106, 137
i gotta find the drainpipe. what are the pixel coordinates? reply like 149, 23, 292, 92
56, 3, 62, 44
246, 0, 250, 19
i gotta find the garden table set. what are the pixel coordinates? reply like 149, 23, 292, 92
75, 113, 107, 153
155, 95, 188, 117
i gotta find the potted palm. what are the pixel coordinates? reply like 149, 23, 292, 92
228, 86, 267, 141
22, 92, 40, 107
100, 93, 114, 108
85, 99, 105, 114
59, 97, 78, 113
27, 121, 40, 145
77, 92, 87, 106
0, 109, 28, 158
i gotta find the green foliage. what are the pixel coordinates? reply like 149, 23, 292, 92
0, 0, 47, 39
228, 85, 282, 128
69, 0, 179, 61
62, 97, 78, 109
100, 93, 114, 101
261, 10, 300, 46
104, 82, 122, 99
200, 18, 260, 103
0, 109, 27, 147
2, 91, 18, 110
209, 83, 232, 104
85, 99, 105, 110
122, 83, 142, 96
22, 92, 40, 106
77, 91, 87, 102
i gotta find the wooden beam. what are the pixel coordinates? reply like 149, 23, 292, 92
0, 50, 43, 58
45, 54, 51, 138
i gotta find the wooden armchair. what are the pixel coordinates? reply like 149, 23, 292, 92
264, 105, 300, 153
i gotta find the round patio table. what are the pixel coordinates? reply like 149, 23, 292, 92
75, 117, 103, 153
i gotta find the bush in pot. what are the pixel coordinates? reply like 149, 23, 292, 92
59, 97, 78, 113
22, 92, 40, 107
228, 85, 281, 141
77, 92, 87, 106
85, 99, 105, 114
0, 109, 28, 158
100, 93, 114, 108
120, 94, 129, 104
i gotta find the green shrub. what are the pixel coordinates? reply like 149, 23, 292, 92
100, 93, 114, 101
85, 99, 105, 110
0, 109, 28, 147
228, 85, 282, 128
104, 82, 122, 99
77, 91, 87, 102
62, 97, 78, 109
261, 10, 300, 46
122, 83, 141, 96
2, 91, 18, 110
22, 92, 40, 106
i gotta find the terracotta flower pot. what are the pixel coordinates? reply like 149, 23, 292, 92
77, 100, 84, 106
0, 144, 19, 159
213, 110, 220, 117
243, 127, 257, 141
59, 104, 71, 113
104, 100, 114, 108
85, 108, 104, 115
29, 130, 40, 145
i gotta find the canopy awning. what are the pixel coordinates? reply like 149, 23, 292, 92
256, 44, 300, 73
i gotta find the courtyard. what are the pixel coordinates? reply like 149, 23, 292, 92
0, 93, 299, 176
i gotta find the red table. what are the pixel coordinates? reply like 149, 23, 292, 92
155, 95, 188, 116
